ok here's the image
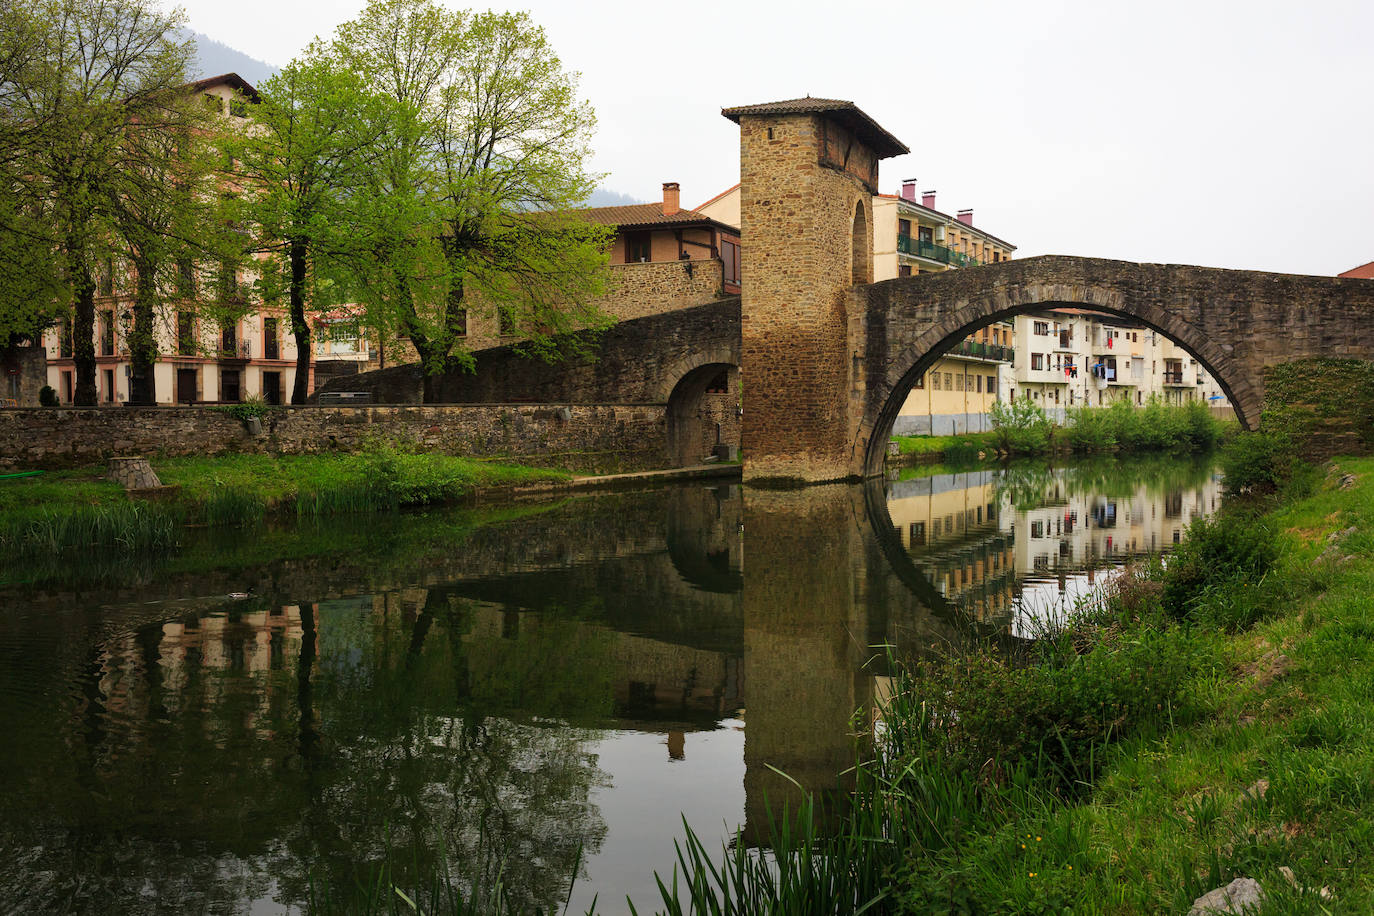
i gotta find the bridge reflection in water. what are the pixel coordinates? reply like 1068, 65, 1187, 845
0, 456, 1219, 912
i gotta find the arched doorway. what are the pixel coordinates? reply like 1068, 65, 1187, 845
667, 363, 740, 466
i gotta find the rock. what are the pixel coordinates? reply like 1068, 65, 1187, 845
1338, 474, 1357, 490
1278, 866, 1334, 901
1187, 877, 1264, 915
1247, 650, 1292, 689
1240, 778, 1269, 804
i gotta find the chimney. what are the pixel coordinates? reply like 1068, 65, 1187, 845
957, 209, 974, 226
662, 181, 680, 217
922, 190, 937, 209
900, 179, 917, 202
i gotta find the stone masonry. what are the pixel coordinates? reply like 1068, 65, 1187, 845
724, 99, 907, 483
0, 404, 669, 471
852, 256, 1374, 476
320, 298, 740, 407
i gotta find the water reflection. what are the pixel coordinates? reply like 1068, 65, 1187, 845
0, 455, 1219, 913
885, 455, 1222, 632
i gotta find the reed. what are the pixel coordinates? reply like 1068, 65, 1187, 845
0, 501, 180, 557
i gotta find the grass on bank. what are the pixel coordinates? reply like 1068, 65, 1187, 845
894, 398, 1229, 461
0, 446, 570, 558
629, 452, 1374, 914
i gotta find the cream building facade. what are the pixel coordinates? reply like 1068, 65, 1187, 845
40, 73, 370, 405
873, 183, 1017, 435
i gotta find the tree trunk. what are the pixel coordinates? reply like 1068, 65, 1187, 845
288, 237, 312, 405
71, 257, 97, 407
128, 256, 158, 405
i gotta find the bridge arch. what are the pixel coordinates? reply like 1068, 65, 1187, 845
853, 267, 1264, 478
658, 340, 741, 466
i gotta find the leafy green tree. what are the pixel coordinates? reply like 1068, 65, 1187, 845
0, 0, 197, 405
332, 0, 613, 402
106, 85, 235, 404
228, 54, 386, 404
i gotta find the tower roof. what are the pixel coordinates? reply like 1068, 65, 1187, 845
721, 97, 908, 159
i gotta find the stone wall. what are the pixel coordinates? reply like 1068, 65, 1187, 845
320, 297, 741, 406
0, 404, 669, 471
737, 111, 875, 484
1262, 358, 1374, 457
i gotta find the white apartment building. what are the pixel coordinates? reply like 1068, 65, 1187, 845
1010, 309, 1231, 421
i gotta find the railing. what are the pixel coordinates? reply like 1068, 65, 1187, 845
1162, 371, 1187, 385
950, 339, 1014, 362
897, 234, 981, 268
264, 340, 280, 360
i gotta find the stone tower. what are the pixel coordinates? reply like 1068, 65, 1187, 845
722, 98, 907, 483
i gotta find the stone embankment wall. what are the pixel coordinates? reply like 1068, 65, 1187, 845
0, 404, 668, 471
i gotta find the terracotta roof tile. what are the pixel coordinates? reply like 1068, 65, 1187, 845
577, 203, 721, 228
720, 97, 908, 158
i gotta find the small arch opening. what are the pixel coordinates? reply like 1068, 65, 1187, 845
667, 362, 740, 466
851, 201, 869, 286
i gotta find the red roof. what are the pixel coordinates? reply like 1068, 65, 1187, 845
577, 203, 736, 234
1339, 260, 1374, 279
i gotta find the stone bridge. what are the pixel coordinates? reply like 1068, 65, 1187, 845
849, 256, 1374, 477
327, 97, 1374, 483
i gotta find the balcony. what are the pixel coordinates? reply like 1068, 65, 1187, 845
1162, 371, 1190, 386
897, 234, 981, 268
219, 340, 252, 362
1055, 331, 1073, 351
949, 339, 1014, 363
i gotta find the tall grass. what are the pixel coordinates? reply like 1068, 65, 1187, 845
0, 501, 180, 557
1064, 397, 1222, 454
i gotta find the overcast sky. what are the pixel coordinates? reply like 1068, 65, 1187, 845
180, 0, 1373, 276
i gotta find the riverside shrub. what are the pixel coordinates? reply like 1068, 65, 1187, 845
1159, 513, 1279, 622
990, 399, 1053, 453
905, 626, 1198, 792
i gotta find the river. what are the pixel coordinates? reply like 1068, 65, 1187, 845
0, 453, 1222, 914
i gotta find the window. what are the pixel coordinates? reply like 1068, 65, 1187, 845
61, 371, 73, 403
264, 318, 280, 360
229, 97, 248, 118
203, 93, 222, 113
221, 322, 238, 355
988, 375, 996, 394
913, 373, 924, 389
898, 265, 912, 278
99, 259, 115, 296
1031, 353, 1044, 371
102, 368, 114, 402
944, 372, 953, 390
931, 372, 941, 390
976, 375, 983, 393
721, 238, 741, 288
1033, 321, 1049, 336
100, 310, 115, 356
60, 318, 73, 358
177, 312, 195, 356
221, 368, 241, 402
626, 231, 651, 263
222, 261, 240, 300
178, 258, 196, 297
955, 373, 964, 392
910, 521, 926, 546
898, 219, 911, 237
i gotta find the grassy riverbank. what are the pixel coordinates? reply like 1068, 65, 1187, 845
0, 447, 569, 558
893, 398, 1229, 462
641, 452, 1374, 913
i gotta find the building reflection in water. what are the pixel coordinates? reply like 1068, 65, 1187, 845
885, 461, 1223, 631
0, 461, 1221, 913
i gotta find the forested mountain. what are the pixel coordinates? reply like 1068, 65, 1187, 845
187, 31, 278, 87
